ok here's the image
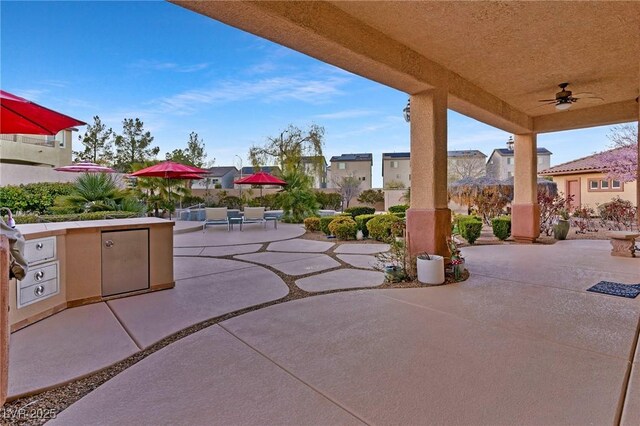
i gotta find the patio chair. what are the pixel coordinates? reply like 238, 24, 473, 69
203, 207, 230, 231
242, 207, 266, 230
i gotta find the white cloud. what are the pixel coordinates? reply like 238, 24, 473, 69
314, 109, 377, 120
129, 59, 209, 73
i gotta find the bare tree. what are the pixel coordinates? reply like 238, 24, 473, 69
447, 156, 486, 184
333, 175, 362, 210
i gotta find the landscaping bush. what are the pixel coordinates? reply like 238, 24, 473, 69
328, 216, 357, 240
218, 195, 242, 210
458, 216, 482, 244
14, 211, 142, 224
491, 215, 511, 241
366, 214, 401, 242
357, 189, 384, 205
315, 191, 342, 210
597, 197, 637, 231
388, 204, 409, 214
355, 214, 376, 238
181, 195, 205, 207
0, 182, 75, 214
391, 212, 406, 219
343, 206, 375, 218
303, 217, 321, 232
320, 216, 337, 235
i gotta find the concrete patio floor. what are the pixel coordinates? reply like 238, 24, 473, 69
8, 227, 640, 424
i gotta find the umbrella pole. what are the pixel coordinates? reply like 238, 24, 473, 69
167, 178, 172, 220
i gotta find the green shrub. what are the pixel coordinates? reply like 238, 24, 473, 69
320, 216, 336, 235
303, 217, 321, 232
388, 204, 409, 214
14, 211, 142, 224
0, 182, 75, 214
491, 215, 511, 241
391, 212, 406, 219
366, 214, 401, 242
343, 206, 375, 218
355, 214, 376, 238
459, 217, 483, 244
328, 216, 357, 240
314, 191, 342, 210
218, 195, 242, 210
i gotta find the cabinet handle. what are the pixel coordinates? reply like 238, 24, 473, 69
36, 242, 44, 250
34, 285, 45, 297
104, 240, 114, 248
35, 270, 45, 281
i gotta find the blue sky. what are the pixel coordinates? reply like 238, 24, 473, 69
1, 1, 626, 187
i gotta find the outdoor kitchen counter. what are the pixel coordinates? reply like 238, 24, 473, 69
9, 218, 174, 331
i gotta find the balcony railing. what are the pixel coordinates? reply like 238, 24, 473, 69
0, 134, 56, 147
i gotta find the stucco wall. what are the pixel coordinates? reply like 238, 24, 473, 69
552, 172, 637, 208
382, 158, 410, 188
329, 160, 372, 190
0, 130, 73, 168
0, 164, 78, 186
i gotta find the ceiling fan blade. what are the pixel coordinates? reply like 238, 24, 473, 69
529, 102, 556, 111
576, 96, 605, 101
537, 99, 556, 102
571, 92, 595, 97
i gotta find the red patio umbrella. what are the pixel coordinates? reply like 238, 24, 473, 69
0, 90, 86, 135
131, 161, 208, 219
234, 171, 287, 197
54, 161, 115, 173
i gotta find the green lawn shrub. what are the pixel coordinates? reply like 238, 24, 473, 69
328, 216, 357, 240
0, 182, 75, 214
343, 206, 375, 218
366, 214, 401, 242
315, 191, 342, 210
491, 215, 511, 241
388, 204, 409, 214
354, 214, 376, 238
14, 211, 142, 224
391, 212, 406, 219
320, 216, 336, 235
303, 217, 321, 232
458, 216, 483, 244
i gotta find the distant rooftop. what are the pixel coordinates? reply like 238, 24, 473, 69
538, 148, 623, 176
493, 148, 552, 156
206, 166, 238, 177
240, 166, 281, 175
301, 155, 327, 165
381, 150, 486, 159
330, 153, 373, 162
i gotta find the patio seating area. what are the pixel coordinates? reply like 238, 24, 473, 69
5, 223, 640, 424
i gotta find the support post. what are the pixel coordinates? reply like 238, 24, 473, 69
406, 89, 451, 258
512, 133, 540, 243
1, 235, 9, 407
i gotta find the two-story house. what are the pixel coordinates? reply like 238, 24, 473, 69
382, 150, 488, 188
301, 156, 328, 188
328, 153, 373, 190
191, 166, 238, 190
486, 139, 552, 180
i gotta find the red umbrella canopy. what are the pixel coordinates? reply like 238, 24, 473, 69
0, 90, 86, 135
54, 162, 115, 173
130, 161, 208, 179
234, 171, 287, 186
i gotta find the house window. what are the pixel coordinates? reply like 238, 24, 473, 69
537, 157, 543, 165
360, 176, 366, 181
506, 157, 513, 165
507, 171, 513, 178
58, 132, 66, 148
338, 162, 346, 170
390, 161, 399, 169
588, 178, 624, 192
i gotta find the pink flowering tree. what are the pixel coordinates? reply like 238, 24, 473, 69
591, 124, 638, 182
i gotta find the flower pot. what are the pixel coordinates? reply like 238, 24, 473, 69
553, 219, 570, 240
417, 255, 445, 285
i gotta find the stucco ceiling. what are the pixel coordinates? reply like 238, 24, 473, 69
173, 1, 639, 133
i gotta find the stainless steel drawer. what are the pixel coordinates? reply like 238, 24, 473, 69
18, 278, 59, 308
24, 237, 56, 265
20, 261, 58, 288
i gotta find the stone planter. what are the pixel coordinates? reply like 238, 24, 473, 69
553, 219, 570, 240
417, 255, 445, 285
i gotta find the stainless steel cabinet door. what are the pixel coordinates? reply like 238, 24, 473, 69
101, 229, 149, 297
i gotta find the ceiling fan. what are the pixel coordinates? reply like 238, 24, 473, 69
537, 82, 603, 111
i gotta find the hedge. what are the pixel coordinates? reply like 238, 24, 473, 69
303, 217, 321, 232
459, 216, 483, 244
391, 212, 406, 219
343, 206, 375, 218
14, 211, 143, 224
0, 182, 75, 214
491, 216, 511, 241
328, 216, 357, 240
388, 204, 409, 214
366, 214, 401, 242
320, 216, 337, 235
354, 214, 376, 238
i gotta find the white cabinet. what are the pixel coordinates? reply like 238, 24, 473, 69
17, 237, 60, 308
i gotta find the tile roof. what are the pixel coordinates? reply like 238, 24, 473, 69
538, 148, 622, 175
241, 166, 281, 175
206, 166, 238, 177
494, 148, 552, 156
330, 153, 373, 162
381, 150, 487, 159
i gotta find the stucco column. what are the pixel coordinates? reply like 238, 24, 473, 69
406, 89, 451, 258
512, 133, 540, 243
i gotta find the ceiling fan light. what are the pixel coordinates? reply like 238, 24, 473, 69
555, 101, 572, 111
